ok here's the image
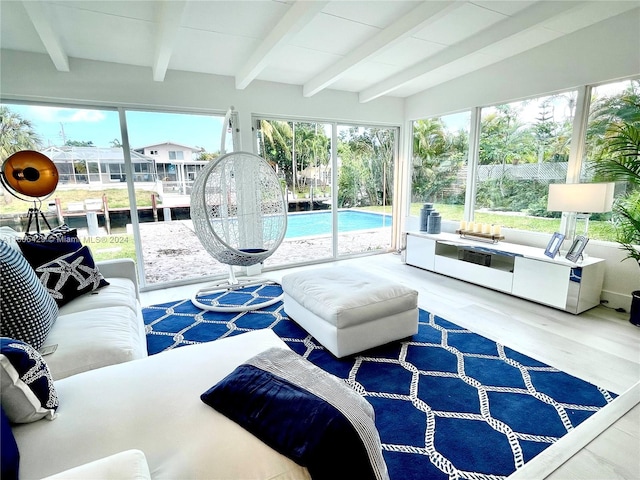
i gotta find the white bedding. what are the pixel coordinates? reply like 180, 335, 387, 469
13, 329, 311, 480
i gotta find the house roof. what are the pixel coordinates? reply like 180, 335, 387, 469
1, 1, 636, 102
134, 141, 202, 152
42, 146, 154, 164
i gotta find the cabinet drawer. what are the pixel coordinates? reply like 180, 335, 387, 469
434, 255, 513, 293
406, 235, 435, 270
512, 257, 569, 309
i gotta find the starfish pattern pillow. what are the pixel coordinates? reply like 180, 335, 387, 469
0, 337, 58, 423
35, 246, 109, 307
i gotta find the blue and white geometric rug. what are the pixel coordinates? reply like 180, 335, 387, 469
143, 284, 618, 480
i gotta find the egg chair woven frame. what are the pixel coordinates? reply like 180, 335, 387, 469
190, 151, 287, 312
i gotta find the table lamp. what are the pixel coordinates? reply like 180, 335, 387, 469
547, 182, 615, 243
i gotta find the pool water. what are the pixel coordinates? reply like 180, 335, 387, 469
285, 210, 391, 238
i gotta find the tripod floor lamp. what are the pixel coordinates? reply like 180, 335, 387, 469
1, 150, 59, 234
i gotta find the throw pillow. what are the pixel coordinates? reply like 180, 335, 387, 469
0, 337, 58, 424
201, 348, 388, 480
18, 225, 82, 269
0, 227, 23, 254
0, 241, 58, 350
22, 223, 76, 243
0, 406, 19, 480
35, 246, 109, 307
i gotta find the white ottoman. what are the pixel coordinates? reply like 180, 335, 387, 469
281, 266, 419, 358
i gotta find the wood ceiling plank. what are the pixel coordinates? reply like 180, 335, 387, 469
21, 0, 69, 72
153, 1, 188, 82
235, 1, 328, 90
303, 1, 467, 98
359, 0, 579, 103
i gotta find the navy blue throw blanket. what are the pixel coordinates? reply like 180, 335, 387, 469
201, 348, 389, 480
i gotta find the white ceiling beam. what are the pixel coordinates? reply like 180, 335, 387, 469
153, 0, 188, 82
235, 0, 328, 90
303, 1, 467, 98
359, 1, 579, 103
22, 0, 69, 72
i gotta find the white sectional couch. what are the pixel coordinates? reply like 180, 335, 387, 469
0, 227, 313, 479
42, 258, 148, 380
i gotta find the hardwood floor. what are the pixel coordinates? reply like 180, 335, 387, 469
140, 252, 640, 480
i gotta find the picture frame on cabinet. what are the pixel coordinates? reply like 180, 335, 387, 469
544, 232, 565, 259
566, 235, 589, 263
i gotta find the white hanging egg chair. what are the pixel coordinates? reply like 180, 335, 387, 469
190, 150, 287, 312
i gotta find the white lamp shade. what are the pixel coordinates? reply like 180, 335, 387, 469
547, 183, 615, 213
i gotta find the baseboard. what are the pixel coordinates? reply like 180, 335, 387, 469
600, 289, 632, 312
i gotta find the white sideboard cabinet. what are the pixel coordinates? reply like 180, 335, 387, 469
404, 232, 606, 314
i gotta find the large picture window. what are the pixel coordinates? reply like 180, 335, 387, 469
0, 102, 231, 287
474, 92, 577, 235
584, 79, 640, 243
409, 81, 640, 243
256, 117, 397, 267
411, 112, 470, 222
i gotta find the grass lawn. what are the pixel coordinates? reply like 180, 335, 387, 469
1, 189, 157, 214
362, 203, 617, 242
81, 234, 136, 263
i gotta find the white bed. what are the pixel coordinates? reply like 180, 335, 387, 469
12, 329, 311, 480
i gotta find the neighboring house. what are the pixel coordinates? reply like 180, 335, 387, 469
133, 142, 209, 194
42, 146, 157, 185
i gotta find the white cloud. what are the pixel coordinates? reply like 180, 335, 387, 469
27, 106, 106, 123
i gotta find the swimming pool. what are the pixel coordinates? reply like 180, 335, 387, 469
285, 210, 392, 238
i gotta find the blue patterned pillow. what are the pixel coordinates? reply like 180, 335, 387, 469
35, 246, 109, 307
0, 241, 58, 349
0, 337, 58, 423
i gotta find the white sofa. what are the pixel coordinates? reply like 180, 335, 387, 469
13, 329, 311, 480
0, 226, 147, 381
42, 257, 148, 380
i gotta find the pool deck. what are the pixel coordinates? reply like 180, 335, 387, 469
138, 219, 391, 284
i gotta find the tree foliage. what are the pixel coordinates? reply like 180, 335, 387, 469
0, 106, 41, 160
588, 83, 640, 266
411, 118, 465, 203
259, 120, 395, 208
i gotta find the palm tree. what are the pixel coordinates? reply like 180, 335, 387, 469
0, 106, 42, 160
412, 118, 462, 203
259, 119, 292, 186
592, 96, 640, 268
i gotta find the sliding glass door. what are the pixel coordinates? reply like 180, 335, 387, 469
336, 125, 395, 257
256, 116, 398, 268
1, 101, 233, 287
256, 119, 335, 267
123, 109, 229, 285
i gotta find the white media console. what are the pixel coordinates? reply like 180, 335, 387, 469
404, 231, 606, 314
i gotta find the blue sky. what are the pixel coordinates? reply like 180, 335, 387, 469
5, 104, 227, 152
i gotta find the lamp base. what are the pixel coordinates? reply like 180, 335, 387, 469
561, 212, 590, 245
25, 207, 52, 234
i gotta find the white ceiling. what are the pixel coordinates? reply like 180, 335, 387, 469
1, 0, 638, 103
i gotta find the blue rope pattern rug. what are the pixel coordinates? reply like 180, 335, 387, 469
143, 284, 617, 480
